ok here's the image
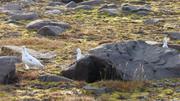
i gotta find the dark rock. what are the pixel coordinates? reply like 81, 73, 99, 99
62, 55, 117, 82
79, 0, 102, 6
38, 74, 73, 82
121, 3, 151, 15
62, 40, 180, 82
62, 0, 83, 3
164, 32, 180, 40
26, 19, 71, 30
37, 25, 65, 36
0, 56, 20, 84
9, 12, 39, 21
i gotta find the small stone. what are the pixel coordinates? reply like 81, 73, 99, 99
45, 9, 62, 15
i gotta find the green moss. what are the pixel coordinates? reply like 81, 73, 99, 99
163, 89, 174, 95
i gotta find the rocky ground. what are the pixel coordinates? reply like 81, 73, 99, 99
0, 0, 179, 100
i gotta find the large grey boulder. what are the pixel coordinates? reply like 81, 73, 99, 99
26, 19, 71, 30
0, 56, 20, 84
62, 40, 180, 82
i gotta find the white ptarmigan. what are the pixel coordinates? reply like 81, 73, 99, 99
76, 48, 85, 61
22, 46, 44, 69
162, 35, 169, 48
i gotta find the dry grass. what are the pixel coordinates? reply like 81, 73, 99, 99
0, 37, 64, 49
94, 80, 144, 91
61, 95, 95, 101
16, 70, 39, 81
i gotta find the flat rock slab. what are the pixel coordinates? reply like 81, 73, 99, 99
0, 56, 20, 84
62, 40, 180, 82
74, 5, 93, 10
39, 74, 73, 82
0, 45, 56, 60
121, 3, 151, 15
26, 19, 71, 30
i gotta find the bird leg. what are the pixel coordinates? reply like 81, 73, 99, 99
25, 64, 30, 70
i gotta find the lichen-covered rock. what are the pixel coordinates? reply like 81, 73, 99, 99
62, 40, 180, 82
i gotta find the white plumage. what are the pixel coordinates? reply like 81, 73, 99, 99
22, 46, 44, 69
76, 48, 85, 61
162, 35, 169, 48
